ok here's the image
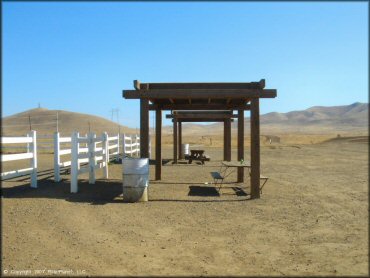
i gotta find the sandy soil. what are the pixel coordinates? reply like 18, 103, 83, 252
1, 137, 368, 276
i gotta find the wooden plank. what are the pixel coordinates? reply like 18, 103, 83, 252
173, 118, 178, 164
250, 98, 261, 199
224, 119, 231, 161
169, 114, 237, 119
140, 99, 150, 158
155, 109, 162, 180
138, 80, 266, 90
172, 119, 234, 123
237, 109, 244, 182
123, 89, 276, 99
149, 104, 251, 110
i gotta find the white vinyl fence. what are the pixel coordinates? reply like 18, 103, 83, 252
107, 134, 120, 162
122, 134, 140, 157
70, 132, 109, 193
121, 134, 151, 158
54, 132, 73, 182
1, 131, 38, 188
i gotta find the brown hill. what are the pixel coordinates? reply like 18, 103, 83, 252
2, 108, 136, 137
163, 102, 368, 135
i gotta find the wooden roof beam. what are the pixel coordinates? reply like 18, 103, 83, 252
123, 89, 277, 99
166, 114, 237, 119
172, 119, 235, 123
138, 79, 266, 90
149, 103, 251, 111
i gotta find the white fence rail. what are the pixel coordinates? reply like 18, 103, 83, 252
1, 131, 38, 187
107, 134, 120, 162
122, 134, 140, 157
70, 132, 109, 193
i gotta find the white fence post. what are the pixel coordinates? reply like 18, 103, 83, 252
71, 132, 79, 193
103, 132, 109, 178
88, 132, 96, 184
122, 133, 126, 158
135, 134, 138, 157
54, 132, 60, 182
29, 130, 37, 188
130, 135, 134, 157
116, 133, 120, 162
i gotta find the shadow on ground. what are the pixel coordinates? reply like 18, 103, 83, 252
2, 178, 249, 204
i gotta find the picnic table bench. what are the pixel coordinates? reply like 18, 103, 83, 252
210, 160, 269, 194
185, 149, 210, 165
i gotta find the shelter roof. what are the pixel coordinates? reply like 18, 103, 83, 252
122, 79, 277, 110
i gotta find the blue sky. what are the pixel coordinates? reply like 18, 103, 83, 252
2, 2, 368, 128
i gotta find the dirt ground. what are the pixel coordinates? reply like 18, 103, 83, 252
1, 137, 368, 276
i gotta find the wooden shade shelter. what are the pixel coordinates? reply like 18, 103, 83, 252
165, 111, 236, 162
122, 79, 277, 199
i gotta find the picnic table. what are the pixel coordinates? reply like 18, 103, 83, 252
186, 149, 210, 164
210, 160, 269, 194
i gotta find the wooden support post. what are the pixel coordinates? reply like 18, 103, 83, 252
224, 119, 231, 161
173, 119, 178, 164
178, 121, 183, 159
54, 132, 61, 182
29, 130, 37, 188
237, 109, 244, 182
250, 98, 261, 199
155, 109, 162, 180
140, 99, 149, 158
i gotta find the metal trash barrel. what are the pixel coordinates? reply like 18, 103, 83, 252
122, 158, 149, 202
181, 144, 190, 159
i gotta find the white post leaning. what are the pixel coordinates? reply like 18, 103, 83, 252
29, 130, 37, 188
54, 132, 61, 182
71, 132, 79, 193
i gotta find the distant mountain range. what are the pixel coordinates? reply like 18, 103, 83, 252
164, 102, 368, 134
261, 102, 368, 126
1, 102, 368, 136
